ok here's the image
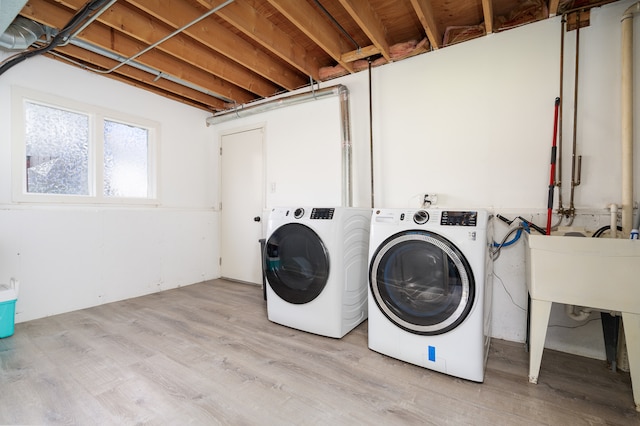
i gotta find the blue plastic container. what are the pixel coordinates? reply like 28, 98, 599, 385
0, 280, 18, 338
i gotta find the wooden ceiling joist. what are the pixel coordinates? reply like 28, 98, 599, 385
339, 0, 392, 61
50, 44, 227, 110
482, 0, 495, 34
267, 0, 355, 73
549, 0, 561, 16
409, 0, 442, 50
125, 0, 306, 92
9, 0, 621, 111
195, 0, 323, 82
22, 0, 256, 104
108, 1, 280, 98
341, 45, 381, 63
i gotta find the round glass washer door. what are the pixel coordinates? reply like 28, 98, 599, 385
369, 230, 475, 335
264, 223, 330, 304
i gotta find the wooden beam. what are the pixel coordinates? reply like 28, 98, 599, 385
338, 0, 391, 61
195, 0, 322, 82
409, 0, 442, 49
108, 1, 278, 97
53, 0, 283, 96
482, 0, 494, 34
21, 0, 256, 104
125, 0, 306, 91
548, 0, 561, 17
49, 45, 226, 111
341, 45, 381, 63
267, 0, 354, 73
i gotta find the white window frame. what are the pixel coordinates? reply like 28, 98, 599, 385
11, 86, 159, 205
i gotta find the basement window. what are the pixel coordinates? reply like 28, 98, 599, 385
24, 102, 90, 196
12, 87, 158, 204
103, 119, 149, 198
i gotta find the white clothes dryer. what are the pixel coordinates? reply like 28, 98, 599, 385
264, 207, 371, 338
368, 208, 493, 382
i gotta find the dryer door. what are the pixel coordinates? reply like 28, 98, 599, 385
369, 230, 475, 335
264, 223, 330, 304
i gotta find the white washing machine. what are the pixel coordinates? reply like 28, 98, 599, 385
264, 206, 371, 338
368, 208, 493, 382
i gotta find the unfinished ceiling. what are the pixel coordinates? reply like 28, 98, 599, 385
2, 0, 622, 111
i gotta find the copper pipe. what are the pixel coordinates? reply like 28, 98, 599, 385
569, 12, 582, 216
557, 15, 566, 215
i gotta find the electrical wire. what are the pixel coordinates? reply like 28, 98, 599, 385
311, 0, 360, 50
549, 317, 601, 328
493, 270, 526, 311
592, 225, 623, 238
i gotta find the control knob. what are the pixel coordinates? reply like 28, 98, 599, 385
413, 210, 429, 225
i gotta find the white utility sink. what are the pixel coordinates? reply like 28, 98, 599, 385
525, 234, 640, 411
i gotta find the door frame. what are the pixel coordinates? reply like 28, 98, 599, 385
218, 123, 267, 284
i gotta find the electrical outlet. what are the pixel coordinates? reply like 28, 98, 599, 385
423, 194, 438, 206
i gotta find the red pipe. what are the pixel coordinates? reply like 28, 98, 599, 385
546, 97, 561, 235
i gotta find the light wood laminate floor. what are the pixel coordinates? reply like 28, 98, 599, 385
1, 279, 638, 425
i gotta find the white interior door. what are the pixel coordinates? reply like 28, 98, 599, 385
220, 127, 264, 284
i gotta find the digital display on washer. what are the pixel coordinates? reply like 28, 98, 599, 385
440, 211, 477, 226
310, 208, 335, 220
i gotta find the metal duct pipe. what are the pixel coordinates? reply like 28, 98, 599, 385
0, 0, 234, 103
339, 85, 353, 208
621, 2, 640, 237
0, 16, 44, 50
206, 85, 354, 207
61, 38, 233, 103
0, 0, 115, 76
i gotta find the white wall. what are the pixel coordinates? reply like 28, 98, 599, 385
2, 0, 636, 359
213, 95, 345, 208
0, 55, 219, 323
209, 0, 639, 360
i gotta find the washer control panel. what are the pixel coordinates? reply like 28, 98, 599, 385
440, 211, 477, 226
310, 208, 335, 220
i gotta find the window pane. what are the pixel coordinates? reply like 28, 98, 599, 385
25, 102, 89, 195
103, 120, 149, 198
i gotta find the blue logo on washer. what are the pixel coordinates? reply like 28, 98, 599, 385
428, 345, 436, 362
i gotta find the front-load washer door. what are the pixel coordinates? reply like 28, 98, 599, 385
369, 230, 475, 335
264, 223, 330, 304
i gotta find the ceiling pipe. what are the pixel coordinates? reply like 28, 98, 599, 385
0, 1, 235, 104
568, 12, 583, 218
206, 85, 354, 207
0, 0, 115, 76
621, 2, 640, 237
368, 58, 374, 208
0, 16, 44, 50
557, 15, 566, 215
57, 38, 233, 103
311, 0, 360, 51
73, 0, 234, 75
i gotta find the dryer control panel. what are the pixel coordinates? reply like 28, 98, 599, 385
310, 208, 335, 220
441, 211, 477, 226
